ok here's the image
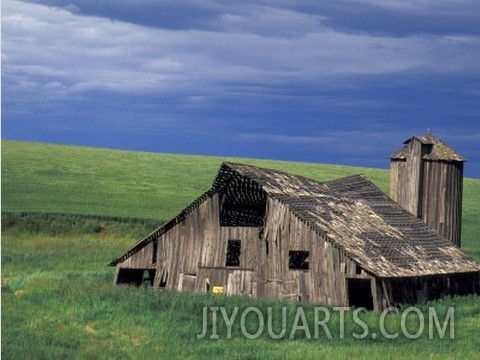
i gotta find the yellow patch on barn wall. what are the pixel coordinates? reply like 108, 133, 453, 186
212, 286, 224, 294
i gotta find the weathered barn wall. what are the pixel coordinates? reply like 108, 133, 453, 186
422, 160, 463, 246
114, 192, 375, 308
151, 193, 259, 293
389, 159, 404, 208
114, 241, 156, 285
254, 198, 371, 307
390, 138, 426, 217
116, 241, 155, 269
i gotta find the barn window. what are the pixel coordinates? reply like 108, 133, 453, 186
289, 251, 309, 270
225, 240, 241, 266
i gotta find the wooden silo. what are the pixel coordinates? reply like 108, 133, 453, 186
390, 131, 465, 247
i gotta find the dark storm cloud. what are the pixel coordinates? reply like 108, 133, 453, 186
2, 0, 480, 176
19, 0, 480, 37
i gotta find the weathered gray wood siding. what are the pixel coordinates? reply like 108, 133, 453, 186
422, 160, 463, 247
115, 193, 371, 306
390, 138, 425, 217
253, 198, 367, 306
116, 241, 155, 269
389, 159, 404, 205
390, 139, 463, 246
150, 193, 259, 293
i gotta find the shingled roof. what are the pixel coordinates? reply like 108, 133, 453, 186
110, 162, 480, 278
390, 131, 466, 162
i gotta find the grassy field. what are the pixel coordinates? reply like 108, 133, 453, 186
2, 140, 479, 256
1, 140, 391, 220
2, 140, 480, 359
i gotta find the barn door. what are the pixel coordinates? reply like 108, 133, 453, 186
347, 278, 374, 310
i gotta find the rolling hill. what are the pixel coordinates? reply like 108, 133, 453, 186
2, 139, 480, 359
2, 139, 479, 257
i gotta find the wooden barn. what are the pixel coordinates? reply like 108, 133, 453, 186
390, 131, 465, 247
110, 161, 480, 311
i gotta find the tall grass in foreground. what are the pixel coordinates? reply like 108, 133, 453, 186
2, 225, 480, 359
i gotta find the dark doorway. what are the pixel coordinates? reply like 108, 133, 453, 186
116, 268, 156, 286
348, 279, 374, 310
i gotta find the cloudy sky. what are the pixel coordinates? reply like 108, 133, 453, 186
2, 0, 480, 177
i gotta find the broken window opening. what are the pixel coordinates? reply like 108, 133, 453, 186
289, 250, 309, 270
225, 240, 241, 267
219, 177, 267, 227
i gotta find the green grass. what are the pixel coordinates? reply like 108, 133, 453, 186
2, 140, 480, 359
1, 212, 159, 239
2, 231, 480, 359
1, 140, 389, 220
461, 178, 480, 260
2, 139, 479, 256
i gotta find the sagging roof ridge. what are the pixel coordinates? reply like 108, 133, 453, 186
229, 164, 480, 278
109, 161, 356, 266
110, 162, 480, 278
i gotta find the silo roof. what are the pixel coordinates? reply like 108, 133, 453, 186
390, 131, 466, 162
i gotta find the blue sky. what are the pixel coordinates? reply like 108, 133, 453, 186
2, 0, 480, 177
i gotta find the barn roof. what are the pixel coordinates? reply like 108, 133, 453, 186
110, 162, 480, 278
390, 131, 465, 162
